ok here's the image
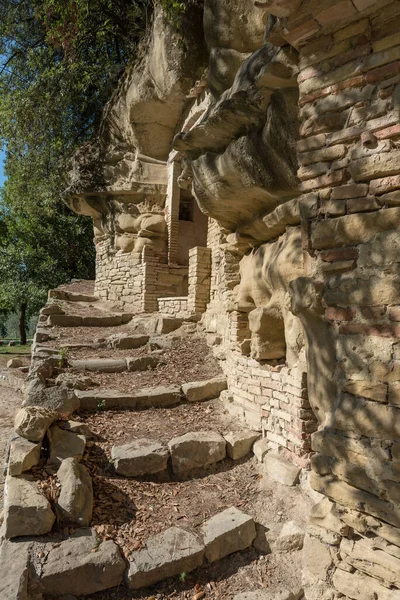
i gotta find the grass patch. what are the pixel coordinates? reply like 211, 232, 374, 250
0, 344, 31, 355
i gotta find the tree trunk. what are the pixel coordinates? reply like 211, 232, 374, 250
19, 303, 27, 346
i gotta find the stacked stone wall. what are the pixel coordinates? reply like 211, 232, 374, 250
157, 296, 188, 318
279, 1, 400, 596
95, 239, 188, 313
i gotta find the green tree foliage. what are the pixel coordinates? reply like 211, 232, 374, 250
0, 0, 154, 337
0, 0, 197, 340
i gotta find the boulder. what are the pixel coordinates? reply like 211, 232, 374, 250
126, 355, 159, 372
3, 475, 55, 539
253, 438, 269, 463
274, 521, 305, 552
8, 434, 41, 476
69, 358, 127, 373
152, 316, 183, 335
127, 526, 204, 589
202, 507, 256, 563
182, 376, 227, 403
264, 452, 301, 487
39, 529, 125, 596
57, 458, 93, 526
111, 439, 169, 477
168, 431, 226, 474
47, 426, 86, 466
55, 373, 94, 390
7, 358, 23, 369
14, 406, 56, 442
23, 384, 79, 416
224, 430, 260, 460
0, 538, 31, 600
108, 333, 149, 349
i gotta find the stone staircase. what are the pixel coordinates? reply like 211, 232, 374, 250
1, 283, 309, 600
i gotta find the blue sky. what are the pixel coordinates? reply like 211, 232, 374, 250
0, 148, 6, 186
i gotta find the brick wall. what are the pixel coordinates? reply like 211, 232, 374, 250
157, 296, 189, 318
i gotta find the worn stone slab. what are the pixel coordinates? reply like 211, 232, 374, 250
134, 385, 182, 409
0, 538, 31, 600
40, 528, 125, 596
47, 315, 82, 327
274, 521, 305, 552
8, 434, 41, 476
126, 355, 159, 372
47, 426, 86, 466
4, 475, 55, 538
108, 334, 149, 349
81, 315, 123, 327
127, 526, 204, 589
202, 507, 256, 562
70, 358, 127, 373
224, 430, 260, 460
332, 567, 400, 600
111, 439, 169, 477
264, 452, 301, 486
77, 385, 182, 411
169, 431, 226, 474
7, 358, 23, 369
77, 389, 138, 410
48, 289, 98, 303
41, 303, 65, 316
253, 438, 269, 463
57, 457, 93, 526
154, 316, 184, 334
14, 406, 56, 442
182, 376, 227, 403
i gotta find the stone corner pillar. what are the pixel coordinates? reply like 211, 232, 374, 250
187, 246, 212, 315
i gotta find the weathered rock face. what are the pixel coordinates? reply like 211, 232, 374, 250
64, 0, 400, 597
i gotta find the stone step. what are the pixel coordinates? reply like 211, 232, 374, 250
48, 289, 99, 303
182, 375, 227, 402
69, 355, 159, 373
47, 313, 132, 327
127, 507, 256, 589
169, 431, 226, 474
127, 526, 205, 589
38, 528, 125, 596
77, 385, 182, 410
264, 451, 301, 487
111, 439, 169, 477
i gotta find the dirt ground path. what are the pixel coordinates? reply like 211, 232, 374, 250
0, 377, 22, 505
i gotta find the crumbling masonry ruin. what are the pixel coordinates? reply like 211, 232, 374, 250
7, 0, 400, 598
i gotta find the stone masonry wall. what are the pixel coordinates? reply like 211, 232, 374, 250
95, 239, 188, 313
275, 1, 400, 597
204, 219, 316, 468
157, 296, 188, 318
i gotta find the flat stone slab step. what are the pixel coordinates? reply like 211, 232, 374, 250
49, 289, 99, 303
47, 313, 132, 327
202, 507, 256, 563
38, 528, 125, 596
182, 375, 227, 403
111, 439, 169, 477
168, 431, 226, 474
127, 526, 204, 589
77, 385, 182, 410
69, 355, 159, 373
